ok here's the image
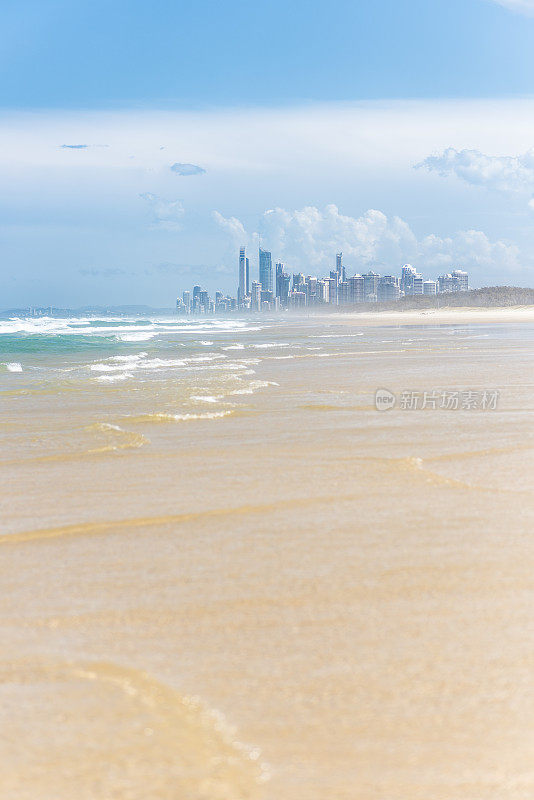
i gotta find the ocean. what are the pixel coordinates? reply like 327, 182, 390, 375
1, 312, 533, 799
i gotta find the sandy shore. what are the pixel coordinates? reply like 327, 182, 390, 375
1, 316, 534, 800
334, 304, 534, 325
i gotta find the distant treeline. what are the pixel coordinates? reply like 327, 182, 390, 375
341, 286, 534, 313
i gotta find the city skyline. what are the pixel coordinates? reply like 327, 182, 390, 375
176, 247, 469, 314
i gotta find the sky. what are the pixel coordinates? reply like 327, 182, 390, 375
2, 0, 534, 307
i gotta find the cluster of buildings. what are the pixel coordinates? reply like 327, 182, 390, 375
175, 248, 469, 314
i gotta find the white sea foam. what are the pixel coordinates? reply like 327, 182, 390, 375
182, 355, 226, 364
222, 344, 245, 350
190, 395, 221, 403
316, 333, 365, 338
172, 410, 233, 421
89, 355, 187, 373
230, 380, 279, 395
4, 362, 23, 372
87, 421, 149, 450
0, 315, 263, 339
252, 342, 291, 349
89, 353, 234, 375
118, 332, 159, 342
141, 410, 234, 422
0, 317, 160, 337
108, 353, 148, 362
95, 373, 133, 382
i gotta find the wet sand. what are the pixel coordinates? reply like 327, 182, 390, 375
1, 314, 534, 799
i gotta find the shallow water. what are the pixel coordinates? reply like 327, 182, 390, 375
1, 313, 533, 799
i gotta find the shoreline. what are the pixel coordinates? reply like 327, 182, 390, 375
333, 305, 534, 325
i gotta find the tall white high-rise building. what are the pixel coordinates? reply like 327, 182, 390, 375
413, 275, 424, 295
348, 275, 364, 303
251, 281, 261, 311
438, 271, 469, 293
451, 269, 469, 291
401, 264, 421, 295
363, 271, 379, 302
336, 252, 344, 281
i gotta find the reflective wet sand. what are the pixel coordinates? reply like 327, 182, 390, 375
1, 314, 534, 799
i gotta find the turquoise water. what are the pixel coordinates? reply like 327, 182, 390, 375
2, 314, 532, 389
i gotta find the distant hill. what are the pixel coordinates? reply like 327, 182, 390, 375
343, 286, 534, 312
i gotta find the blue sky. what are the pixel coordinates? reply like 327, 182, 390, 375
3, 0, 534, 107
2, 0, 534, 306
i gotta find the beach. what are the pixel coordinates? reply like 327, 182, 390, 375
1, 308, 533, 799
340, 304, 534, 325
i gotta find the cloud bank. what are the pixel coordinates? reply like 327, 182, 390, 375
416, 147, 534, 195
2, 100, 534, 305
215, 204, 522, 278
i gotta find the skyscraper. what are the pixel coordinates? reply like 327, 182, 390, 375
377, 275, 400, 302
280, 274, 290, 305
251, 281, 261, 311
363, 272, 379, 301
438, 271, 469, 293
259, 248, 273, 292
413, 275, 424, 295
400, 264, 417, 295
246, 257, 250, 296
275, 262, 284, 298
192, 284, 202, 312
451, 269, 469, 291
238, 247, 247, 305
328, 277, 338, 304
336, 252, 343, 281
348, 275, 364, 303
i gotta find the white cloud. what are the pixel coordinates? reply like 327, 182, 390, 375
491, 0, 534, 15
258, 205, 417, 271
416, 147, 534, 194
139, 192, 185, 230
215, 205, 523, 278
3, 99, 534, 175
1, 100, 534, 303
212, 211, 250, 247
418, 230, 521, 274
